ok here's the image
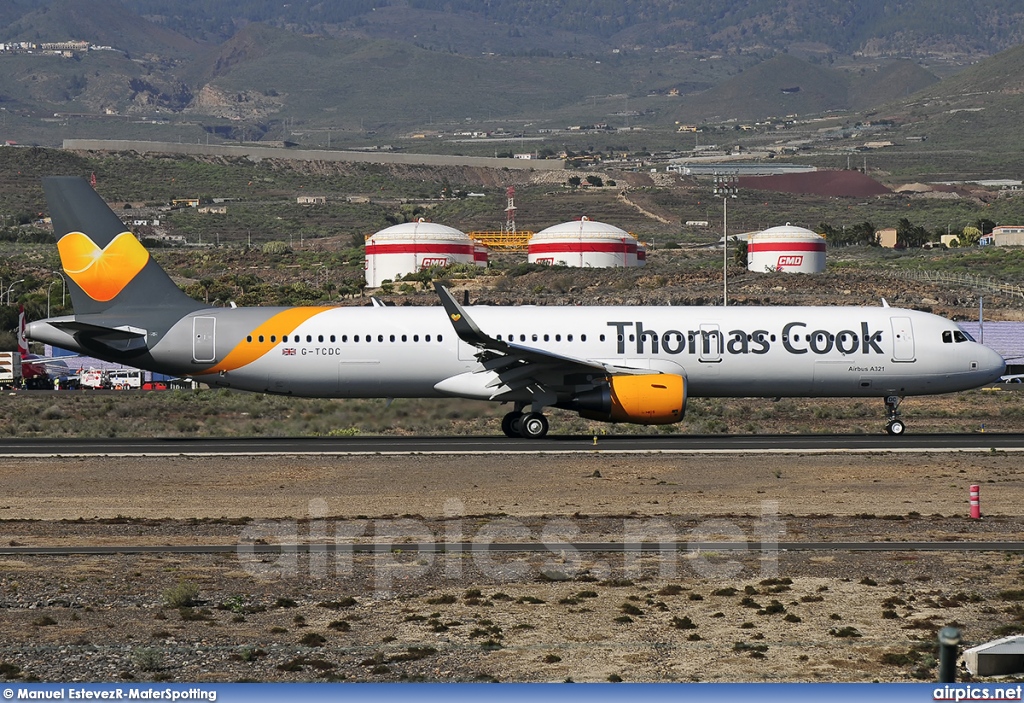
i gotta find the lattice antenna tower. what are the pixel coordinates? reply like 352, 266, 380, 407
503, 186, 517, 236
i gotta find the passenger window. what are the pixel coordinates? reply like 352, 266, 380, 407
330, 335, 336, 343
568, 334, 573, 342
342, 335, 348, 342
413, 335, 419, 342
282, 335, 289, 342
318, 335, 324, 343
402, 335, 407, 342
555, 334, 561, 342
438, 335, 443, 342
306, 335, 312, 343
246, 335, 252, 343
270, 335, 276, 343
581, 334, 587, 342
377, 335, 384, 342
426, 334, 431, 342
390, 335, 395, 342
258, 335, 265, 343
354, 335, 360, 342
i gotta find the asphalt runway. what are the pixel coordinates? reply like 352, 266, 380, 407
1, 432, 1024, 456
1, 540, 1023, 557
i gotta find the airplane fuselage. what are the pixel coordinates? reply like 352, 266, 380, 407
32, 304, 1002, 401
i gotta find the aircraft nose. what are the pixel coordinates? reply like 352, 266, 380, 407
982, 346, 1006, 382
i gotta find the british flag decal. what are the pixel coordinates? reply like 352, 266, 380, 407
282, 348, 296, 356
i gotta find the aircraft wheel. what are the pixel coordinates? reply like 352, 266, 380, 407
886, 419, 906, 436
519, 412, 549, 439
501, 411, 523, 438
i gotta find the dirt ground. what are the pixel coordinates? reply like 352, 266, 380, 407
0, 451, 1022, 683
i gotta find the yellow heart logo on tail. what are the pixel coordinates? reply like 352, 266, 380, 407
450, 313, 461, 322
57, 231, 150, 302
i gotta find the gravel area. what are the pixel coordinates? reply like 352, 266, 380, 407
0, 452, 1022, 683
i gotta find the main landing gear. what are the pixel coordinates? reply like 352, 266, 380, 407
884, 395, 905, 436
501, 405, 550, 439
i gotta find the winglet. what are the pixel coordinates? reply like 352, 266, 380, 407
433, 282, 505, 351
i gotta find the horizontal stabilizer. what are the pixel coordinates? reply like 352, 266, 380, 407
49, 320, 149, 355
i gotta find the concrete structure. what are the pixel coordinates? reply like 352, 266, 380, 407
63, 140, 565, 171
993, 226, 1024, 246
527, 218, 638, 268
747, 224, 826, 274
297, 195, 326, 205
963, 636, 1024, 676
364, 219, 475, 288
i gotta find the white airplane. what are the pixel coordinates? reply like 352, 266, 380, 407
29, 176, 1005, 437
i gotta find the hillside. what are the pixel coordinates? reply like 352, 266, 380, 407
2, 0, 1024, 180
4, 0, 201, 59
114, 0, 1024, 58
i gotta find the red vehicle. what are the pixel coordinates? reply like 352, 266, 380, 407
142, 381, 168, 391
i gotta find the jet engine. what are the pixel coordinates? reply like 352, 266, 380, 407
570, 374, 686, 425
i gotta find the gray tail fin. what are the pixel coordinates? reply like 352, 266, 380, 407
42, 176, 203, 319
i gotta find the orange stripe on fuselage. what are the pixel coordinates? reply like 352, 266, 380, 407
202, 307, 330, 374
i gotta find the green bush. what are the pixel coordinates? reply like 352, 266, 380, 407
162, 581, 200, 608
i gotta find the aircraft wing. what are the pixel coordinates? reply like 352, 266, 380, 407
433, 283, 653, 400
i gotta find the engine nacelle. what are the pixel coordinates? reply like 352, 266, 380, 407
572, 374, 686, 425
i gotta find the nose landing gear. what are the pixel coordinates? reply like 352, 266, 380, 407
884, 395, 905, 435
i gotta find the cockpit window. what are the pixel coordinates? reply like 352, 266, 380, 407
942, 331, 952, 344
954, 330, 971, 343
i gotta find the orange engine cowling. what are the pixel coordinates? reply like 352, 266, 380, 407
574, 374, 686, 425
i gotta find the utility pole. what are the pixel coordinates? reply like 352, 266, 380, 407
713, 173, 738, 307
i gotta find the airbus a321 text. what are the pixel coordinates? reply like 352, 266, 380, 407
28, 176, 1006, 437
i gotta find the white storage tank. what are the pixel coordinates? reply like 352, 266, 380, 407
527, 217, 637, 268
747, 224, 826, 274
473, 242, 489, 268
365, 219, 475, 287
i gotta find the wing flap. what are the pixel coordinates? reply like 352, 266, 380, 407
433, 283, 657, 402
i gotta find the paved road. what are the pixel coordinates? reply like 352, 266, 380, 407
0, 433, 1022, 456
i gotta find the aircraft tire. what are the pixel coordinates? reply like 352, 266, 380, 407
519, 412, 549, 439
501, 411, 523, 438
886, 419, 905, 436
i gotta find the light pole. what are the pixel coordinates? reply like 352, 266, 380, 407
713, 173, 738, 306
51, 271, 67, 311
4, 279, 24, 306
47, 280, 57, 318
